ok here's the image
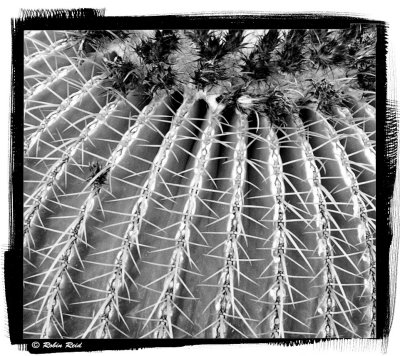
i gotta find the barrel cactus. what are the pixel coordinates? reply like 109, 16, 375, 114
23, 27, 377, 340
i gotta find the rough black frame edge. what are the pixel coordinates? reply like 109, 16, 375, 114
6, 10, 395, 354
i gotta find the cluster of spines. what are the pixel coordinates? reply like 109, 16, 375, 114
259, 117, 316, 337
24, 72, 104, 153
24, 31, 70, 67
143, 94, 214, 338
23, 97, 117, 253
23, 33, 149, 336
298, 108, 375, 338
22, 29, 377, 340
267, 125, 289, 338
299, 80, 376, 338
24, 32, 87, 100
24, 158, 109, 338
324, 111, 376, 337
209, 110, 257, 338
292, 114, 338, 338
78, 97, 167, 338
123, 94, 201, 338
24, 65, 71, 100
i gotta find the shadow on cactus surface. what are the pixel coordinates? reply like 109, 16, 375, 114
22, 26, 378, 340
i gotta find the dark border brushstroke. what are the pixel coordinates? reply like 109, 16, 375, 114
376, 24, 398, 341
375, 24, 386, 339
6, 9, 397, 354
18, 8, 105, 20
375, 24, 392, 341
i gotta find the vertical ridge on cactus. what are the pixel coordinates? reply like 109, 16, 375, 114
22, 26, 377, 340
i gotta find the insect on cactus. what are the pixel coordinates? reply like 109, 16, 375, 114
22, 26, 377, 340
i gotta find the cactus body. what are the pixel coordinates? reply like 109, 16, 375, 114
23, 28, 376, 339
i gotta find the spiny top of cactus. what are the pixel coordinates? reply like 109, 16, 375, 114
49, 28, 377, 103
22, 26, 377, 341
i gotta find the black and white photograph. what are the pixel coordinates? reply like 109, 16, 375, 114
2, 4, 399, 355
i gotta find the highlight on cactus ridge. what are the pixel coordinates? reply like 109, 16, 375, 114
23, 27, 377, 339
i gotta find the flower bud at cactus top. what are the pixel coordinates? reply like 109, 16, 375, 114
23, 27, 376, 339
